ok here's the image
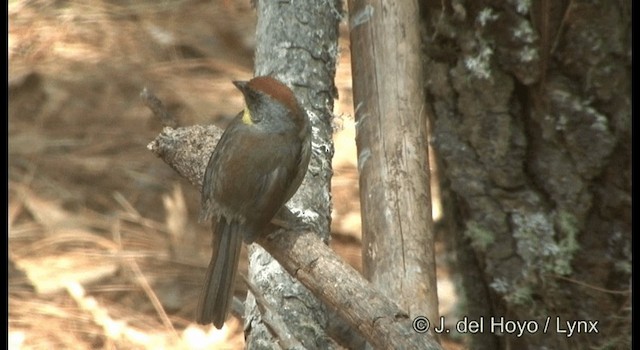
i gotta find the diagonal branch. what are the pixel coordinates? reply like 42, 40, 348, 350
147, 123, 442, 349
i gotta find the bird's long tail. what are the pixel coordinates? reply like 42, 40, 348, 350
196, 218, 243, 328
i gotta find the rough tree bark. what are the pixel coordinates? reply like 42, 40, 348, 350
348, 0, 440, 335
422, 1, 631, 349
244, 0, 340, 348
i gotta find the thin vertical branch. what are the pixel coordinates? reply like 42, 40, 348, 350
348, 0, 440, 333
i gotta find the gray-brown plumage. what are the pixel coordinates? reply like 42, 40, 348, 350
197, 76, 311, 328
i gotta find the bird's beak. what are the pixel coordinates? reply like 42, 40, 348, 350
233, 80, 249, 93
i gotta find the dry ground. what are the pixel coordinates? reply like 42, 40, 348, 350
9, 1, 460, 349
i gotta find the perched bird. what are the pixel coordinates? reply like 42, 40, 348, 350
197, 76, 311, 328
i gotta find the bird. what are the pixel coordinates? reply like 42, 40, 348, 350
196, 76, 311, 328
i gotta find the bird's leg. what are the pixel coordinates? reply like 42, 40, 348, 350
271, 206, 298, 229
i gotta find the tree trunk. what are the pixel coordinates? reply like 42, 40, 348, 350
348, 0, 440, 331
423, 0, 631, 349
244, 1, 341, 348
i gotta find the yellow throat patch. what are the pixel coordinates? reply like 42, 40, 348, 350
242, 108, 253, 125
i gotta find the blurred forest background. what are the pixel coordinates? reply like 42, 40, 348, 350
8, 1, 458, 349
